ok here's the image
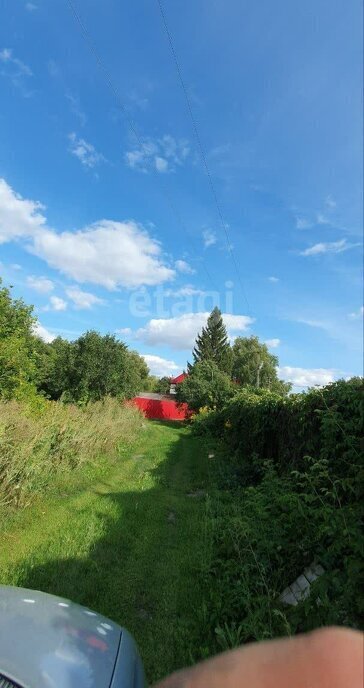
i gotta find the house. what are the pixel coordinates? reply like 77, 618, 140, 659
132, 371, 189, 421
169, 372, 187, 395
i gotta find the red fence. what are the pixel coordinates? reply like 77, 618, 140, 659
133, 395, 190, 421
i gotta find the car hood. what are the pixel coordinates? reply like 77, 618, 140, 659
0, 586, 122, 688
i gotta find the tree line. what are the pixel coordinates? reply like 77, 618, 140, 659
1, 279, 291, 407
0, 279, 151, 403
176, 306, 291, 411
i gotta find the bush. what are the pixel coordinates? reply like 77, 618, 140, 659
201, 455, 363, 654
0, 397, 143, 510
176, 360, 236, 412
193, 378, 364, 652
198, 379, 363, 486
155, 376, 171, 395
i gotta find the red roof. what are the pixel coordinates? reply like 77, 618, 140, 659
170, 372, 187, 384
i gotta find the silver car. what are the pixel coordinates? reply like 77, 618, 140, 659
0, 586, 146, 688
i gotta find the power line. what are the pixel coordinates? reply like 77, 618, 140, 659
156, 0, 251, 313
65, 0, 218, 291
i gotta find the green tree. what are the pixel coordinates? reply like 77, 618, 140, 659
155, 376, 171, 395
36, 333, 149, 402
122, 349, 150, 398
69, 331, 129, 402
232, 336, 291, 394
143, 375, 159, 392
192, 307, 232, 373
0, 279, 37, 399
176, 360, 235, 411
35, 337, 75, 400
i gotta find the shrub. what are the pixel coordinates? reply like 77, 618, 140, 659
201, 454, 363, 655
0, 397, 143, 510
155, 376, 171, 395
201, 379, 363, 486
176, 360, 236, 412
193, 378, 364, 653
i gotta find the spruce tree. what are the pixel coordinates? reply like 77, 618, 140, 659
192, 307, 232, 373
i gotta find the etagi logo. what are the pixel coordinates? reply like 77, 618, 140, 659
127, 281, 235, 318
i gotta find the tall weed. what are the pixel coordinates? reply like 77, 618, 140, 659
0, 397, 143, 509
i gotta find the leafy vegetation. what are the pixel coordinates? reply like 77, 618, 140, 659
0, 282, 152, 512
192, 379, 363, 481
0, 379, 362, 680
191, 378, 364, 651
176, 360, 236, 412
0, 279, 152, 404
155, 375, 172, 395
0, 397, 143, 511
178, 309, 291, 411
0, 279, 37, 400
1, 286, 362, 680
35, 332, 150, 402
231, 336, 292, 394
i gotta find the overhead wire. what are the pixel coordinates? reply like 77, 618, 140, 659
156, 0, 251, 313
65, 0, 219, 291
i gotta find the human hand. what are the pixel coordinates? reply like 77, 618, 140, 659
154, 628, 363, 688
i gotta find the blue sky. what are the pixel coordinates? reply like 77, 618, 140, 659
0, 0, 362, 387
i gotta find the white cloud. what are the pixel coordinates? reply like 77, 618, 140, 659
325, 195, 336, 209
265, 338, 280, 348
278, 366, 337, 388
65, 286, 104, 310
348, 306, 364, 320
142, 354, 179, 377
0, 47, 33, 95
46, 295, 67, 311
116, 327, 132, 336
316, 212, 329, 225
296, 317, 328, 330
155, 156, 169, 173
27, 275, 54, 293
268, 276, 279, 283
127, 88, 150, 111
166, 285, 206, 297
68, 132, 105, 168
0, 178, 46, 242
66, 93, 86, 127
0, 49, 12, 62
25, 2, 37, 10
33, 322, 56, 343
203, 229, 217, 248
300, 239, 359, 257
136, 312, 254, 350
293, 314, 362, 351
10, 263, 22, 270
175, 259, 195, 274
0, 48, 32, 77
125, 134, 190, 174
296, 217, 312, 229
0, 178, 176, 289
33, 221, 175, 289
125, 150, 148, 172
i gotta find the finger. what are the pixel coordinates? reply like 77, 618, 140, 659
153, 627, 364, 688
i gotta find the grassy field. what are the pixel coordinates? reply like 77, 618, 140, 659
0, 420, 210, 684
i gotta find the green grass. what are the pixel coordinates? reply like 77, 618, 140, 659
0, 420, 210, 684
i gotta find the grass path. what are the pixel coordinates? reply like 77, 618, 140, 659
0, 421, 210, 683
